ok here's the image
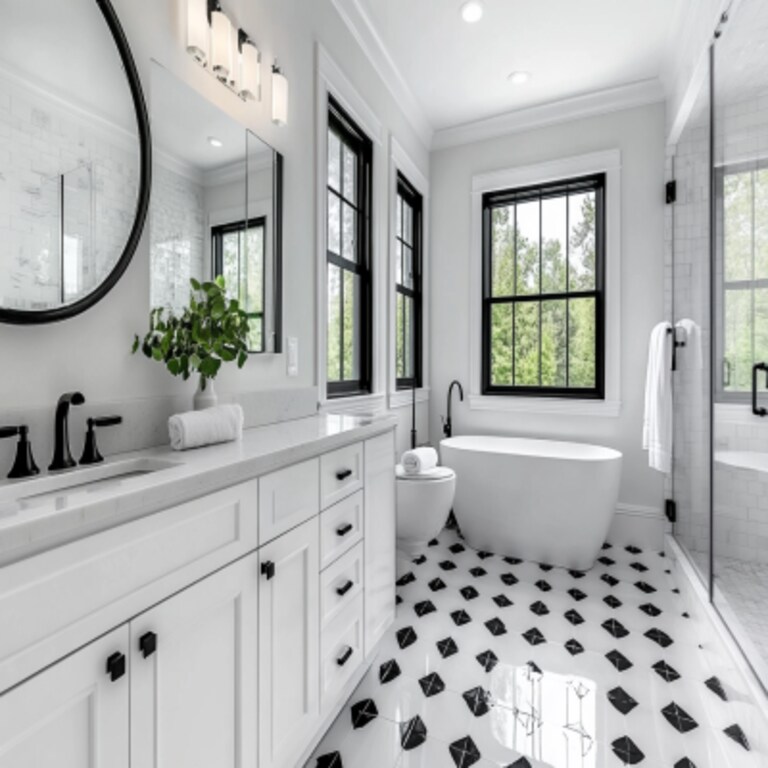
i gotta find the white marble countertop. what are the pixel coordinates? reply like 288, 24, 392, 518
0, 413, 396, 567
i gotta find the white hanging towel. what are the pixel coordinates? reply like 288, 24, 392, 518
676, 318, 703, 370
643, 322, 673, 473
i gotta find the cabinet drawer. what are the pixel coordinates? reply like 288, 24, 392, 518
320, 491, 363, 569
320, 443, 363, 509
320, 542, 364, 628
259, 458, 319, 544
320, 593, 363, 709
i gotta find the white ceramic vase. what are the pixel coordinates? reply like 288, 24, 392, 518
193, 377, 218, 410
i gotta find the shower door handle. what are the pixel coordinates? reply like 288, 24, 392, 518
752, 363, 767, 417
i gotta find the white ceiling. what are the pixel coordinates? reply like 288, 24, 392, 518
356, 0, 685, 131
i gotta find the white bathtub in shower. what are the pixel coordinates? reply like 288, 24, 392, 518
440, 436, 623, 570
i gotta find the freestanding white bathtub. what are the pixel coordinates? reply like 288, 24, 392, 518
440, 436, 622, 570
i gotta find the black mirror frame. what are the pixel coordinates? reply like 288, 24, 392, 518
0, 0, 152, 325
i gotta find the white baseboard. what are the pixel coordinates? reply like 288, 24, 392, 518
608, 503, 669, 550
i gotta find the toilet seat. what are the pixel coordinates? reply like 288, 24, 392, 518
396, 465, 455, 482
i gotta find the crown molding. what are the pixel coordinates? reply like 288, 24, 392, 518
432, 78, 665, 151
329, 0, 434, 150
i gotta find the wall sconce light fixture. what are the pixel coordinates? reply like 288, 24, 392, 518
239, 33, 261, 102
271, 63, 288, 127
210, 5, 232, 80
186, 0, 209, 64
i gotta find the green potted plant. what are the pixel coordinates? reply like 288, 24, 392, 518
133, 276, 250, 409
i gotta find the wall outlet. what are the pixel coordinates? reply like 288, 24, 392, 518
287, 337, 299, 377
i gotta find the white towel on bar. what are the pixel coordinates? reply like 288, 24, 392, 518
643, 322, 673, 473
168, 404, 244, 451
676, 318, 703, 370
401, 446, 438, 475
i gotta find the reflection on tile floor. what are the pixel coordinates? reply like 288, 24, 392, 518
308, 527, 765, 767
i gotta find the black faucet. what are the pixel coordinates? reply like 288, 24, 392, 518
443, 380, 464, 438
49, 392, 85, 471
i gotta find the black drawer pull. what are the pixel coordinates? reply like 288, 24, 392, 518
336, 580, 354, 596
106, 652, 126, 682
139, 631, 157, 659
261, 560, 276, 580
336, 646, 353, 666
336, 523, 353, 537
335, 469, 353, 481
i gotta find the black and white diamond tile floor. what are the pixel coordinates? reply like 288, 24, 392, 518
307, 528, 767, 767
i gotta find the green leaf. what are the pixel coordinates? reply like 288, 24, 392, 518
166, 358, 181, 376
151, 346, 164, 361
237, 349, 249, 368
131, 335, 139, 354
198, 356, 221, 378
190, 277, 201, 291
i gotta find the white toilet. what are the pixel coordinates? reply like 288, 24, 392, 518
395, 464, 456, 554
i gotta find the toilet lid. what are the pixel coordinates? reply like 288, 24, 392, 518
396, 464, 455, 481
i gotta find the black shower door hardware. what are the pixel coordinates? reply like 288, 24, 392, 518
752, 362, 768, 416
667, 326, 687, 372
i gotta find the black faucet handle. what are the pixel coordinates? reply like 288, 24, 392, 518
0, 425, 40, 479
80, 415, 122, 465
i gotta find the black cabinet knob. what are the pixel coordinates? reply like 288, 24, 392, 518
106, 652, 126, 682
139, 631, 157, 659
336, 580, 354, 597
261, 560, 276, 580
335, 468, 353, 481
336, 646, 353, 666
336, 523, 353, 537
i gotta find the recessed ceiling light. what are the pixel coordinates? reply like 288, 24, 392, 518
207, 136, 223, 148
461, 1, 484, 23
508, 71, 531, 85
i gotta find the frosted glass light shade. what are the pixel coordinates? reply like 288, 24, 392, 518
240, 41, 261, 101
272, 67, 288, 126
186, 0, 209, 64
210, 9, 232, 79
228, 25, 240, 90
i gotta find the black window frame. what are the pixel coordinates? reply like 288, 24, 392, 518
211, 216, 267, 353
395, 172, 423, 390
481, 173, 606, 399
326, 96, 374, 398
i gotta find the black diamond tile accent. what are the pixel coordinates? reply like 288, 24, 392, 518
568, 588, 587, 601
396, 595, 403, 605
507, 760, 533, 768
414, 600, 437, 617
640, 603, 662, 617
606, 649, 633, 671
412, 554, 427, 565
626, 545, 643, 554
652, 660, 681, 682
493, 594, 513, 608
672, 588, 681, 594
396, 626, 418, 649
724, 724, 750, 750
428, 538, 439, 546
451, 609, 472, 626
601, 573, 620, 587
350, 698, 378, 729
522, 627, 546, 645
437, 636, 459, 658
645, 628, 673, 647
607, 686, 638, 714
598, 556, 616, 566
504, 556, 523, 565
379, 659, 401, 684
565, 609, 585, 625
396, 572, 416, 586
635, 581, 657, 594
565, 638, 584, 656
429, 577, 447, 592
449, 543, 466, 554
661, 702, 698, 733
316, 751, 343, 768
449, 735, 482, 768
462, 686, 491, 717
535, 579, 552, 592
602, 619, 630, 639
527, 660, 543, 676
604, 595, 623, 609
469, 566, 487, 578
705, 676, 728, 701
674, 760, 696, 768
630, 561, 649, 572
460, 586, 480, 601
439, 560, 457, 571
602, 542, 613, 550
400, 715, 427, 751
530, 600, 550, 616
477, 550, 494, 559
476, 649, 499, 672
611, 736, 645, 765
569, 569, 586, 579
419, 672, 446, 697
485, 617, 507, 636
539, 563, 553, 572
682, 611, 690, 618
501, 572, 519, 586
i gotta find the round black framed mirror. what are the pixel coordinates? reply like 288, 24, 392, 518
0, 0, 151, 324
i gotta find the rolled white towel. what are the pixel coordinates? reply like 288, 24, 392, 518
168, 404, 244, 451
401, 447, 438, 475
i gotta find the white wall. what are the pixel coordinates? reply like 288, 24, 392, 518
429, 102, 667, 511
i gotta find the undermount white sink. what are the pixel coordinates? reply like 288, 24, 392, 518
0, 457, 181, 518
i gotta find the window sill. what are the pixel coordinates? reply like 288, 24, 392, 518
468, 394, 621, 418
388, 387, 430, 409
320, 392, 387, 416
